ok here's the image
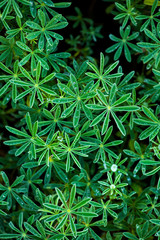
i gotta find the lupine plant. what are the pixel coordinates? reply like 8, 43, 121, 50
0, 0, 160, 239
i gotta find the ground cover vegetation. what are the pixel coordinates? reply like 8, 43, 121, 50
0, 0, 160, 239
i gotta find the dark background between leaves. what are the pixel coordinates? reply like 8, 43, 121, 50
61, 0, 144, 70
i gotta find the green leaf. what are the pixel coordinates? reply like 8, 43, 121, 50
75, 212, 98, 217
27, 31, 41, 40
87, 104, 106, 110
150, 219, 160, 226
1, 171, 9, 186
56, 215, 68, 230
26, 112, 32, 133
90, 110, 107, 127
100, 52, 104, 75
0, 82, 11, 96
70, 74, 79, 93
43, 203, 63, 211
5, 126, 29, 138
66, 152, 71, 172
72, 198, 91, 211
11, 175, 24, 187
102, 111, 110, 135
69, 215, 77, 237
71, 131, 81, 147
114, 106, 140, 111
87, 62, 99, 75
1, 2, 11, 20
103, 61, 119, 76
16, 41, 31, 52
44, 212, 65, 222
12, 0, 22, 18
107, 208, 118, 218
16, 88, 32, 101
139, 126, 158, 140
54, 2, 71, 8
144, 29, 159, 43
39, 86, 56, 96
0, 234, 20, 239
20, 66, 34, 83
58, 82, 75, 97
61, 102, 77, 118
71, 153, 81, 169
90, 228, 102, 240
69, 184, 76, 208
112, 93, 131, 107
96, 89, 108, 105
145, 166, 160, 176
53, 98, 74, 104
109, 83, 117, 104
40, 73, 55, 85
36, 61, 41, 83
36, 221, 45, 237
111, 111, 126, 136
73, 102, 80, 127
24, 222, 41, 238
140, 160, 160, 165
26, 21, 41, 30
32, 121, 38, 137
123, 232, 138, 240
55, 188, 68, 208
142, 106, 159, 122
0, 62, 13, 74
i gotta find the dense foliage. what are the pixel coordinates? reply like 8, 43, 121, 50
0, 0, 160, 239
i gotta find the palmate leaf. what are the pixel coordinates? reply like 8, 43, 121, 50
53, 74, 95, 127
12, 62, 56, 106
87, 85, 139, 135
4, 112, 43, 160
106, 26, 142, 62
114, 0, 137, 28
26, 10, 68, 50
86, 54, 123, 85
40, 185, 97, 237
56, 131, 90, 171
83, 125, 123, 162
